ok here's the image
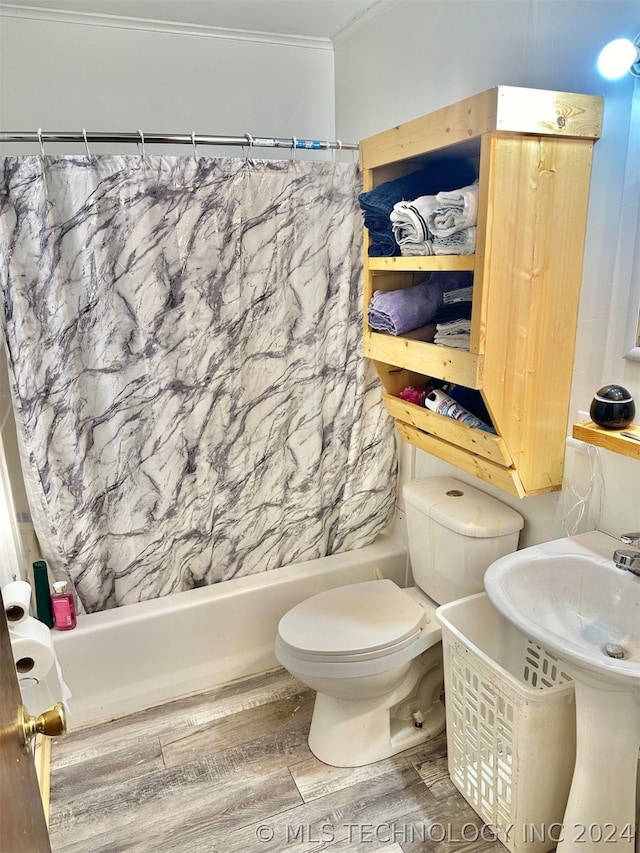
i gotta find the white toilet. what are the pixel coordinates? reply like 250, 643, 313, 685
275, 476, 524, 767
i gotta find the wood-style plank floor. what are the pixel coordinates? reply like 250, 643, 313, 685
48, 668, 506, 853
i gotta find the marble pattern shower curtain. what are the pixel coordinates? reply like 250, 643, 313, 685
0, 154, 397, 612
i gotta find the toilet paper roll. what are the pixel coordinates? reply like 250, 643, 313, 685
20, 658, 72, 718
9, 615, 55, 681
3, 580, 32, 626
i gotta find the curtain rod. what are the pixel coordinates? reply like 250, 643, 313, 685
0, 130, 359, 151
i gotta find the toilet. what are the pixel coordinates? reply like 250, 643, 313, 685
275, 476, 524, 767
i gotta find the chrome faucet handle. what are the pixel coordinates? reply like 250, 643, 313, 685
620, 532, 640, 546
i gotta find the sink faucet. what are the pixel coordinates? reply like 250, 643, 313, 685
613, 532, 640, 576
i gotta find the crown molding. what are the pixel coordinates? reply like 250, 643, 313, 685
0, 4, 334, 50
332, 0, 400, 47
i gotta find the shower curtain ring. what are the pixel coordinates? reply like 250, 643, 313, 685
191, 131, 198, 163
137, 128, 146, 160
291, 136, 297, 160
37, 128, 45, 158
82, 128, 91, 159
244, 133, 254, 162
333, 139, 343, 163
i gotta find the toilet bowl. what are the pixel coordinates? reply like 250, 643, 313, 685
276, 579, 445, 766
275, 476, 524, 767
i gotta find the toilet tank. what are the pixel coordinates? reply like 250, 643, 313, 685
403, 476, 524, 605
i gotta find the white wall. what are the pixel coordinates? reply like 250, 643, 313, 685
334, 0, 640, 546
0, 7, 338, 578
0, 10, 336, 157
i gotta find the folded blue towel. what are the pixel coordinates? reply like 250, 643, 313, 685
359, 160, 476, 257
368, 275, 468, 335
433, 301, 473, 322
362, 214, 398, 257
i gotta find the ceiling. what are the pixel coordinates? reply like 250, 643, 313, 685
1, 0, 381, 39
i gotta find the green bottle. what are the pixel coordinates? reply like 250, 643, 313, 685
32, 560, 54, 628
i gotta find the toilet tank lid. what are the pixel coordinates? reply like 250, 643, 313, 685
403, 476, 524, 538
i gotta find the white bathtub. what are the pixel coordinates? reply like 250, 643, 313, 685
52, 535, 407, 727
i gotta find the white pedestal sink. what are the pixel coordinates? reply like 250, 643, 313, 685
484, 530, 640, 851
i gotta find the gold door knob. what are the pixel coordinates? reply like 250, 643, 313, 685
20, 702, 67, 745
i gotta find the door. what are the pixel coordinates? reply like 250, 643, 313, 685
0, 589, 52, 852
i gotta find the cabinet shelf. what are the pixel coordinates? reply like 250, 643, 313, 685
572, 422, 640, 461
396, 421, 527, 498
368, 256, 475, 273
361, 86, 603, 498
383, 394, 511, 466
366, 333, 481, 389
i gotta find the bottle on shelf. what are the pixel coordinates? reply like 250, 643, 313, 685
424, 387, 495, 433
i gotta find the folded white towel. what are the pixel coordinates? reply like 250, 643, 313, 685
392, 183, 478, 256
427, 182, 479, 237
434, 334, 471, 349
390, 196, 439, 245
435, 318, 471, 336
435, 318, 471, 349
443, 286, 473, 304
432, 227, 477, 256
397, 239, 434, 256
399, 228, 476, 257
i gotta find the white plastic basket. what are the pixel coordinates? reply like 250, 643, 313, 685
436, 593, 576, 853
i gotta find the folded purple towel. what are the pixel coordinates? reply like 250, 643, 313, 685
368, 275, 467, 336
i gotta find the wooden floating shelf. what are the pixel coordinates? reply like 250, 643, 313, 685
572, 421, 640, 461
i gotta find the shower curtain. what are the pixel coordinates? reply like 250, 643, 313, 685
0, 154, 397, 612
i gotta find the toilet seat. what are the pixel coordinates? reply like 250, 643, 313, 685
277, 579, 425, 660
275, 580, 441, 678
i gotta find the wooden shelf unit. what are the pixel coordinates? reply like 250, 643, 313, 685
572, 421, 640, 461
361, 86, 603, 498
